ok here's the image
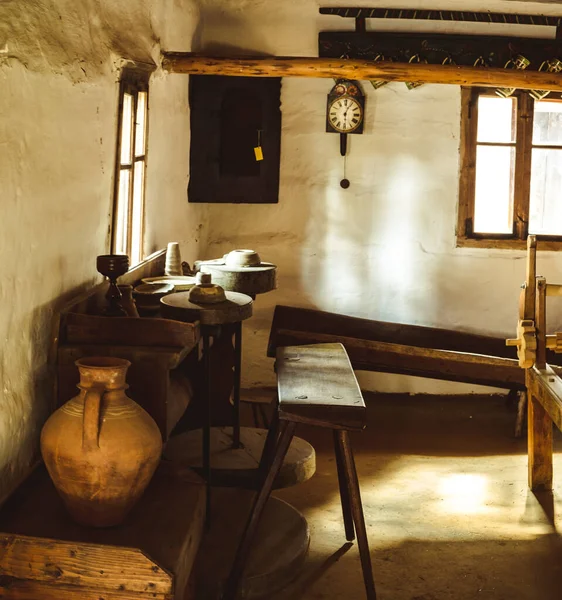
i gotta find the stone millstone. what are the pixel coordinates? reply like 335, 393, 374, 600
199, 262, 277, 296
160, 290, 253, 325
193, 487, 310, 600
163, 426, 316, 489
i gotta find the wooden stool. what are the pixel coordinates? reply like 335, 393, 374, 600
223, 343, 377, 600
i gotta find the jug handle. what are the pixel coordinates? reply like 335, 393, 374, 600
83, 384, 104, 451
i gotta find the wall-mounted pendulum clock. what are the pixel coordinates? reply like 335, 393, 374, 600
326, 79, 365, 189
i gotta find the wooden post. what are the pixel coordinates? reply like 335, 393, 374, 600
535, 277, 547, 369
528, 278, 553, 491
528, 371, 553, 491
523, 235, 537, 320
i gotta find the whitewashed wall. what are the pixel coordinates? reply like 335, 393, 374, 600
4, 0, 562, 502
190, 0, 562, 392
0, 0, 200, 500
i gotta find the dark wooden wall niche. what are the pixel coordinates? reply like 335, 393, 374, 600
189, 75, 281, 204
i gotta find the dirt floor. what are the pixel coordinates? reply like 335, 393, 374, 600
197, 393, 562, 599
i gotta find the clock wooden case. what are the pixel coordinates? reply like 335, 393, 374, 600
326, 79, 365, 156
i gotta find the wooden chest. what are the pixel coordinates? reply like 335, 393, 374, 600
0, 462, 205, 599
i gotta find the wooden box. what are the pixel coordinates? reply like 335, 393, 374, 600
0, 462, 206, 599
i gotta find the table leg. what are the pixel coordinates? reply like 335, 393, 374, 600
203, 329, 212, 527
339, 430, 377, 600
232, 321, 242, 448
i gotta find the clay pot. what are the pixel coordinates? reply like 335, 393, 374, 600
40, 357, 162, 527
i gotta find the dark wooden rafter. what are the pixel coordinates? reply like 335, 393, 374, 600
319, 7, 562, 28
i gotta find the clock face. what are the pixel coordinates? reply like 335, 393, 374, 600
328, 96, 363, 133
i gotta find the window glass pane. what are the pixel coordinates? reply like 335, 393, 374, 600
532, 100, 562, 146
529, 148, 562, 235
115, 169, 131, 255
473, 145, 515, 234
135, 92, 147, 157
120, 93, 133, 164
131, 161, 145, 266
476, 96, 516, 143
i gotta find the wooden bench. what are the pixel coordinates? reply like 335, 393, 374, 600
223, 343, 377, 600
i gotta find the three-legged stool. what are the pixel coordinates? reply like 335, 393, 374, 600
223, 342, 377, 600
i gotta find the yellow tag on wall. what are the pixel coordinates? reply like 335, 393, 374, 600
254, 146, 264, 161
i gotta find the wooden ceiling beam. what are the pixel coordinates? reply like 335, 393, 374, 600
162, 53, 562, 91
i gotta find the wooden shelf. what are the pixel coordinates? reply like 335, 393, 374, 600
161, 53, 562, 91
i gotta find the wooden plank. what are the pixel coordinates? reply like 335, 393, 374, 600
0, 580, 170, 600
527, 365, 562, 431
268, 305, 515, 359
274, 328, 526, 390
58, 344, 192, 371
456, 237, 562, 250
161, 54, 562, 92
63, 312, 199, 349
276, 343, 366, 430
0, 534, 172, 595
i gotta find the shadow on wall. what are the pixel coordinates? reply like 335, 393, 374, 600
191, 2, 271, 55
0, 279, 97, 505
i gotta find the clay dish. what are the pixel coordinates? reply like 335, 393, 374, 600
225, 249, 261, 268
133, 282, 174, 310
142, 275, 197, 291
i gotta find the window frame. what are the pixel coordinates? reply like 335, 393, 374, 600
111, 68, 150, 264
457, 87, 562, 250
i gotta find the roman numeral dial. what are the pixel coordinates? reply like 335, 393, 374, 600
328, 97, 363, 133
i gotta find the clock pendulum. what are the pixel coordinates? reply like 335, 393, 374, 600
326, 79, 365, 189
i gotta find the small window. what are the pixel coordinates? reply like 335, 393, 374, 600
112, 70, 149, 265
457, 88, 562, 249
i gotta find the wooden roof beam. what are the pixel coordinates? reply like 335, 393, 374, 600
161, 53, 562, 92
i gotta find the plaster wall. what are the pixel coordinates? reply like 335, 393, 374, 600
191, 0, 562, 393
0, 0, 200, 500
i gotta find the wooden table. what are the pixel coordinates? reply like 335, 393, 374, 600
0, 462, 206, 599
161, 291, 253, 522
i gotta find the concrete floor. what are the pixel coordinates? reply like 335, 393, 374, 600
266, 393, 562, 600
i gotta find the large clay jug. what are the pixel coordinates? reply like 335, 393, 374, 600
41, 357, 162, 527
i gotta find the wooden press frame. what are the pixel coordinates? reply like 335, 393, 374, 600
519, 236, 562, 490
